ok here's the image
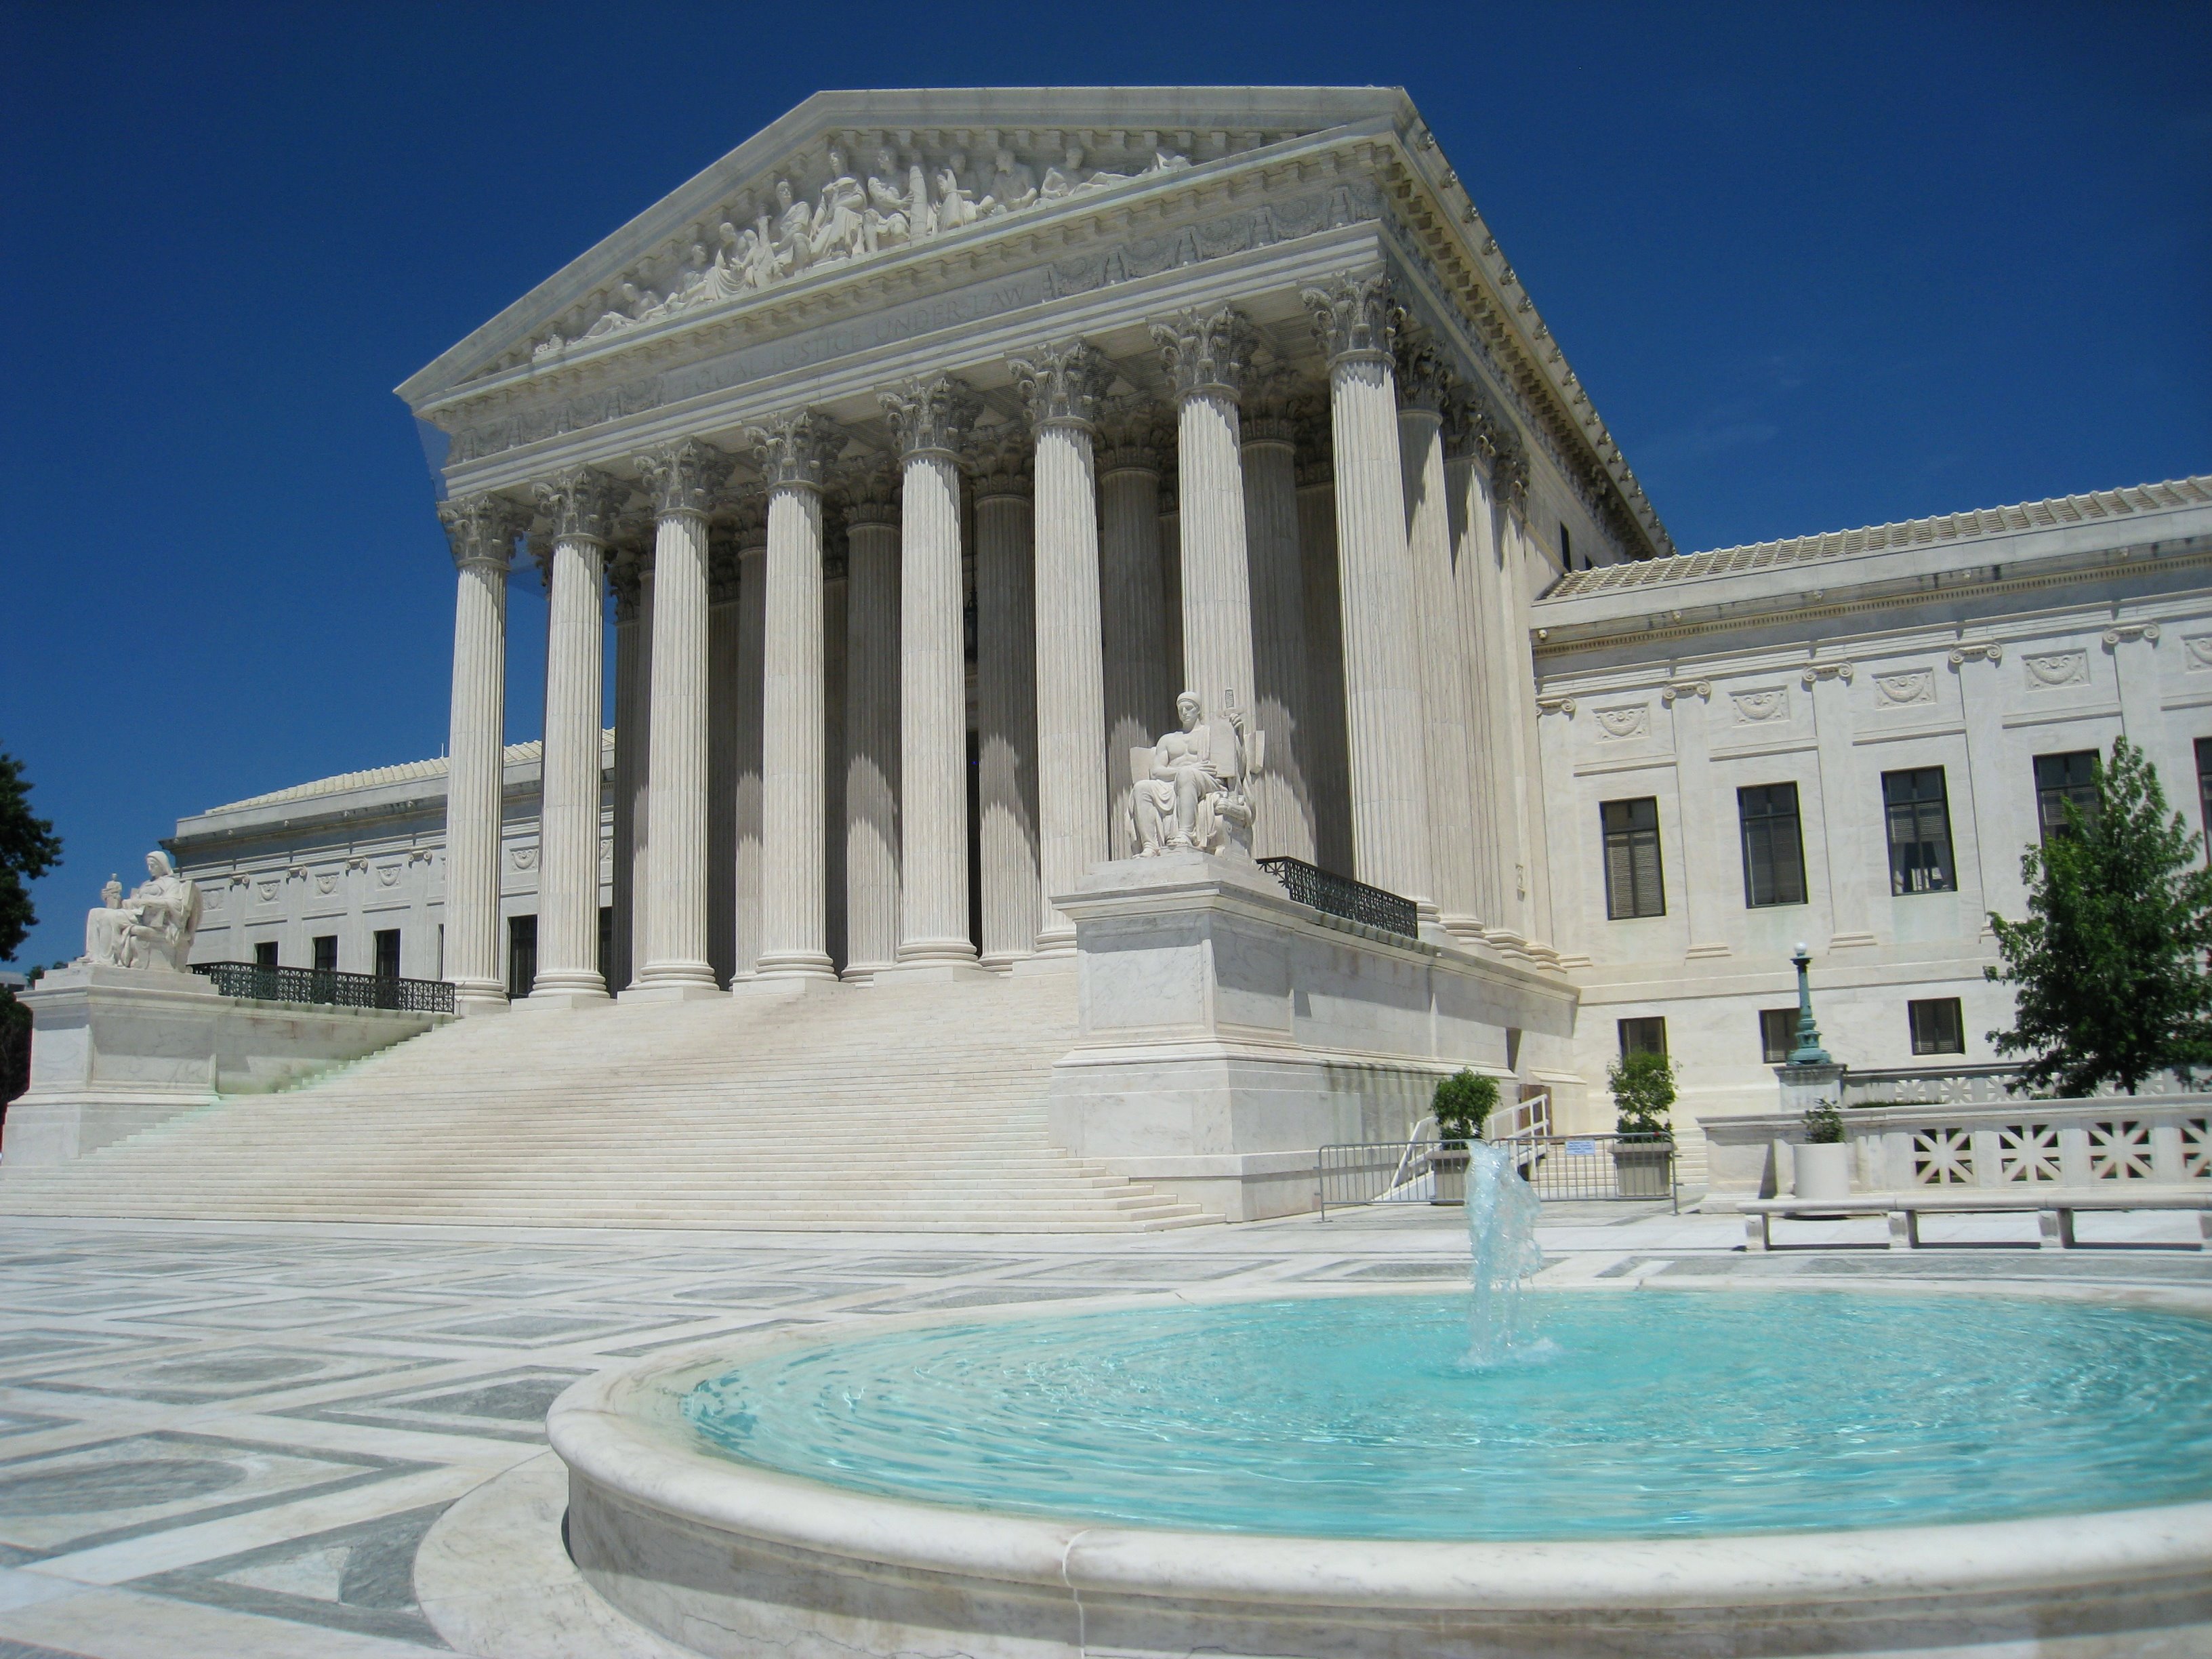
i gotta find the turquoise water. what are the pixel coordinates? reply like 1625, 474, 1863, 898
680, 1291, 2212, 1541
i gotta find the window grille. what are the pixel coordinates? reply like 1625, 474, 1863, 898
1738, 783, 1807, 907
373, 928, 401, 981
1883, 767, 1956, 894
312, 935, 338, 975
1599, 797, 1665, 919
2034, 750, 2100, 843
1759, 1008, 1797, 1065
1617, 1016, 1667, 1057
1908, 997, 1965, 1056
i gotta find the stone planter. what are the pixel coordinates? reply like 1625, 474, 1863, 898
1794, 1140, 1853, 1204
1430, 1145, 1471, 1206
1612, 1139, 1674, 1198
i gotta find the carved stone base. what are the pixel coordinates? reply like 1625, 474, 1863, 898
1047, 853, 1576, 1221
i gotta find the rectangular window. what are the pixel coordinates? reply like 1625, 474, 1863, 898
597, 907, 614, 993
2034, 750, 2100, 843
312, 935, 338, 975
1600, 797, 1666, 919
506, 914, 537, 1001
1908, 997, 1965, 1056
1618, 1016, 1667, 1058
373, 928, 401, 981
1759, 1008, 1799, 1065
253, 940, 279, 968
1560, 523, 1573, 571
1883, 767, 1957, 895
2196, 739, 2212, 853
1738, 782, 1807, 907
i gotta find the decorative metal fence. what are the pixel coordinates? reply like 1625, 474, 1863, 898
1259, 857, 1419, 939
1316, 1132, 1676, 1216
191, 961, 455, 1016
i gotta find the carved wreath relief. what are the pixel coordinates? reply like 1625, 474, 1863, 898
1593, 705, 1650, 742
2022, 651, 2089, 689
1732, 689, 1789, 724
1872, 669, 1936, 708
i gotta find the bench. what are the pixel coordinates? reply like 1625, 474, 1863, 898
1742, 1188, 2212, 1252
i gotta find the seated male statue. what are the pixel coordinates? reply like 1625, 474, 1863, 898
83, 850, 203, 972
1130, 691, 1254, 856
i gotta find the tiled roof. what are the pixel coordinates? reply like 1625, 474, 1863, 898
205, 733, 613, 815
1543, 476, 2212, 600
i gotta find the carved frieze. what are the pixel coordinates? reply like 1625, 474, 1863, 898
2022, 650, 2089, 689
2184, 634, 2212, 672
1872, 669, 1936, 708
1732, 689, 1789, 724
1592, 704, 1650, 742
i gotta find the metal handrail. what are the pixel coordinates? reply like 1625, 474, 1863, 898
1317, 1130, 1677, 1215
1258, 857, 1418, 939
191, 961, 455, 1015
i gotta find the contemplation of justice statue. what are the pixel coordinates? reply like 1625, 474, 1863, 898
82, 851, 202, 972
1128, 690, 1265, 859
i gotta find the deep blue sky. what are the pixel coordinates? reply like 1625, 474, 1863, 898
4, 2, 2207, 968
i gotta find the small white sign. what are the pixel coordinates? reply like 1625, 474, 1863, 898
1564, 1139, 1598, 1157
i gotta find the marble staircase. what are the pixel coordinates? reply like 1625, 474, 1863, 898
0, 975, 1218, 1231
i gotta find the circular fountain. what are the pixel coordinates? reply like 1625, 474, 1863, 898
549, 1158, 2212, 1656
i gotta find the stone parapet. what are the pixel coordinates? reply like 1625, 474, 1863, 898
1047, 851, 1576, 1219
4, 962, 445, 1166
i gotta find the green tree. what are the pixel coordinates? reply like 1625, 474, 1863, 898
1986, 736, 2212, 1096
1, 753, 64, 964
1433, 1069, 1499, 1145
1605, 1050, 1675, 1139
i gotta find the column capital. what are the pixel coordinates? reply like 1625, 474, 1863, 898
747, 410, 846, 491
878, 375, 981, 460
1394, 336, 1457, 418
1149, 305, 1258, 401
1301, 271, 1399, 366
1008, 339, 1112, 430
635, 438, 733, 518
437, 493, 525, 573
1097, 399, 1170, 475
836, 462, 901, 529
532, 464, 626, 544
1239, 365, 1302, 448
970, 432, 1033, 503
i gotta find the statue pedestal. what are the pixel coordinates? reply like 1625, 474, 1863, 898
1046, 853, 1577, 1221
4, 962, 446, 1166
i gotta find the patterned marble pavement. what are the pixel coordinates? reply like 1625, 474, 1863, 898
0, 1201, 2205, 1656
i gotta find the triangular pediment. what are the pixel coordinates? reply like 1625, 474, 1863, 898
398, 87, 1408, 407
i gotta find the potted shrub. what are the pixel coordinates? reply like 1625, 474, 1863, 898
1605, 1050, 1676, 1197
1428, 1069, 1499, 1205
1794, 1099, 1853, 1203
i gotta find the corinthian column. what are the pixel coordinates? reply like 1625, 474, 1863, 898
1150, 306, 1257, 733
732, 504, 768, 977
1010, 340, 1112, 949
841, 470, 901, 981
1398, 340, 1481, 941
1241, 369, 1315, 862
608, 552, 642, 992
878, 375, 981, 970
1097, 406, 1172, 858
746, 411, 845, 980
1301, 272, 1437, 924
528, 466, 621, 1004
706, 529, 741, 986
436, 493, 523, 1013
970, 438, 1040, 966
631, 438, 733, 998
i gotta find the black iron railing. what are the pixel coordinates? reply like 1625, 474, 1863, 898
191, 962, 455, 1015
1259, 857, 1418, 939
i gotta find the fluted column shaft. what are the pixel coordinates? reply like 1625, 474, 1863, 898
442, 526, 510, 1011
758, 484, 834, 978
733, 538, 768, 975
1304, 273, 1437, 920
705, 546, 740, 987
1402, 402, 1480, 938
1099, 453, 1170, 859
626, 562, 655, 985
1446, 454, 1503, 931
975, 482, 1040, 964
609, 573, 641, 992
636, 507, 716, 990
1296, 466, 1355, 877
1174, 388, 1256, 722
1030, 427, 1109, 952
535, 531, 610, 998
1242, 428, 1315, 861
897, 449, 974, 962
842, 510, 901, 979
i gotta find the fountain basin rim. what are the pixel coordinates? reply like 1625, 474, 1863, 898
548, 1279, 2212, 1611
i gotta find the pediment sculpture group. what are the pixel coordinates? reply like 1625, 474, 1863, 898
538, 141, 1193, 357
82, 851, 202, 973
